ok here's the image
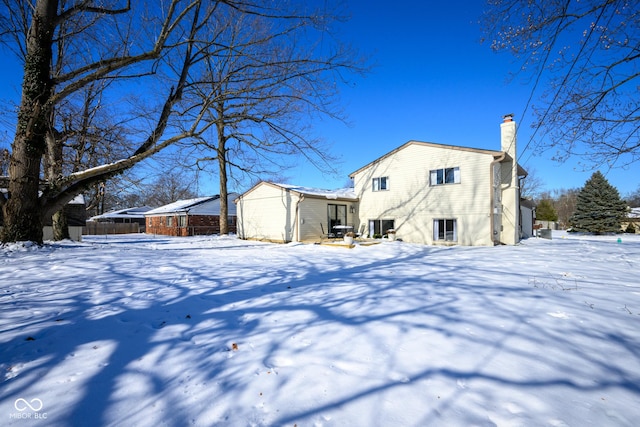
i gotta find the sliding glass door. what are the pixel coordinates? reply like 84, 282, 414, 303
328, 204, 347, 231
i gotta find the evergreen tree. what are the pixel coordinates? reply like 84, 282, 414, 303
570, 171, 628, 234
536, 199, 558, 222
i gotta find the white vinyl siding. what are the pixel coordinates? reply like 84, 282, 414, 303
236, 183, 300, 242
236, 182, 358, 243
352, 142, 496, 246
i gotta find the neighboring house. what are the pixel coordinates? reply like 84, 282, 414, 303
349, 115, 528, 246
145, 194, 239, 236
86, 206, 152, 234
622, 207, 640, 233
235, 115, 531, 246
520, 198, 536, 239
235, 182, 358, 243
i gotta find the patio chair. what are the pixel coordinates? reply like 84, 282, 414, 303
320, 223, 336, 240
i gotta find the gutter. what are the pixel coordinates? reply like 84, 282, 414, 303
490, 152, 506, 245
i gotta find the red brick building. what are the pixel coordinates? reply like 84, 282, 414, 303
145, 194, 238, 236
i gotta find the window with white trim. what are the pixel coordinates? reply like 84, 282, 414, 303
368, 219, 395, 237
434, 219, 457, 242
430, 167, 460, 186
372, 176, 389, 191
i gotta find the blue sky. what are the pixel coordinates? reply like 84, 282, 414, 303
287, 1, 639, 197
1, 1, 637, 198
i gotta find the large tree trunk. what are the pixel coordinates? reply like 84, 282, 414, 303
217, 123, 229, 235
51, 210, 70, 240
3, 143, 45, 243
47, 133, 70, 242
1, 0, 58, 244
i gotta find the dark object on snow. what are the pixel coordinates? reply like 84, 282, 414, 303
539, 229, 552, 239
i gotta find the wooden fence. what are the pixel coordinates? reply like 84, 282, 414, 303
83, 222, 140, 235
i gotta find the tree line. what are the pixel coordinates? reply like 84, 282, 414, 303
531, 172, 638, 233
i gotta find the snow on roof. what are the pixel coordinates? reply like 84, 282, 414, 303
629, 207, 640, 218
69, 194, 85, 205
89, 206, 152, 221
274, 183, 357, 200
144, 194, 240, 216
145, 196, 219, 215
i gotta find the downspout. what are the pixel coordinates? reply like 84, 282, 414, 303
185, 208, 190, 237
490, 152, 506, 245
179, 210, 183, 236
294, 194, 304, 242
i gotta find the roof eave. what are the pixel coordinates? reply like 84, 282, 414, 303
350, 140, 505, 178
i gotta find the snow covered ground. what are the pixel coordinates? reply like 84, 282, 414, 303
1, 231, 639, 426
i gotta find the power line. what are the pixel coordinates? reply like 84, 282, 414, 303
513, 0, 571, 163
519, 1, 609, 167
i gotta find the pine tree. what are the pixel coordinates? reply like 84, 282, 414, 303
570, 171, 628, 234
536, 199, 558, 221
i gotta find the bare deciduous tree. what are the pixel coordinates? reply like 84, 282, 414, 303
520, 167, 545, 200
142, 171, 198, 208
483, 1, 640, 169
0, 1, 358, 243
625, 185, 640, 208
0, 148, 9, 176
553, 188, 580, 229
179, 5, 364, 234
0, 0, 208, 243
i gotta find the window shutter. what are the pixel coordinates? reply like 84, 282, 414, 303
433, 219, 439, 240
454, 167, 461, 184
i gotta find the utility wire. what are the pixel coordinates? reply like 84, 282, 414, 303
513, 0, 571, 161
519, 2, 609, 168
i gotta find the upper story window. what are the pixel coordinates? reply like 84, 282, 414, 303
372, 176, 389, 191
430, 167, 460, 186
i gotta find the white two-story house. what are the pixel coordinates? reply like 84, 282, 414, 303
350, 115, 527, 246
235, 115, 530, 246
